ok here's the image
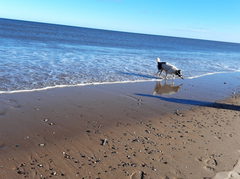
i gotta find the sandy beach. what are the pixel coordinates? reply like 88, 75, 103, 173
0, 72, 240, 179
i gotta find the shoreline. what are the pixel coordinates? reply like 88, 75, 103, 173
1, 71, 239, 95
0, 72, 240, 178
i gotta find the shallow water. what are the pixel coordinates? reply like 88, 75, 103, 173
0, 18, 240, 92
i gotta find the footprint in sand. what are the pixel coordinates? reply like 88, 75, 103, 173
205, 158, 218, 171
0, 110, 6, 118
130, 171, 147, 179
0, 99, 20, 117
0, 101, 6, 118
0, 139, 4, 150
198, 156, 218, 171
5, 99, 21, 109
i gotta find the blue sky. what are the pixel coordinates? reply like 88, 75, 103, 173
0, 0, 239, 43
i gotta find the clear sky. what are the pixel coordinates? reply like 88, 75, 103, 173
0, 0, 239, 43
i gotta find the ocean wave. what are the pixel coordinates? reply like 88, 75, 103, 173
1, 19, 240, 94
184, 70, 240, 79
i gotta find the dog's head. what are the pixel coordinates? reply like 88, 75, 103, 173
156, 57, 160, 63
176, 70, 184, 79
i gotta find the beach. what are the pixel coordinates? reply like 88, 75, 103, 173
0, 72, 240, 179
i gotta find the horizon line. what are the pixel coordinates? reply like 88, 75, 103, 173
1, 17, 239, 45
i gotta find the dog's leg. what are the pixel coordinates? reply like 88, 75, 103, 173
165, 73, 168, 80
164, 71, 168, 80
159, 70, 163, 78
156, 70, 162, 78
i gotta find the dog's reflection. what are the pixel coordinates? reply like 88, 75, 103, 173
153, 80, 183, 95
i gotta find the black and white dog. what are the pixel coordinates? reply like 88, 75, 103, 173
156, 57, 183, 79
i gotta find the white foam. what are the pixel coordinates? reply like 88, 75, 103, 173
2, 70, 240, 94
2, 71, 239, 94
185, 72, 228, 79
0, 78, 163, 94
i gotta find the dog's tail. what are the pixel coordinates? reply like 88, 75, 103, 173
156, 57, 160, 62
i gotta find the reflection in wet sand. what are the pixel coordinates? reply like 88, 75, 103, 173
153, 81, 183, 95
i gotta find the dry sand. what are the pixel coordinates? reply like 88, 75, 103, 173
0, 72, 240, 179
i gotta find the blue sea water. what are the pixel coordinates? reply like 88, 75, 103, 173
0, 18, 240, 92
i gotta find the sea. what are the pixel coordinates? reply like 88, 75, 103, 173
0, 18, 240, 93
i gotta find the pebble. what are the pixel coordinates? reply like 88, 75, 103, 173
98, 125, 103, 128
145, 130, 151, 134
102, 138, 107, 146
20, 163, 26, 167
51, 171, 57, 176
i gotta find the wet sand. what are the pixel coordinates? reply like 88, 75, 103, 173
0, 72, 240, 179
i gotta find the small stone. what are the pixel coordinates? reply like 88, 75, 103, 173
51, 171, 57, 176
17, 170, 23, 174
102, 138, 107, 146
20, 163, 26, 167
145, 130, 151, 134
64, 154, 70, 159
